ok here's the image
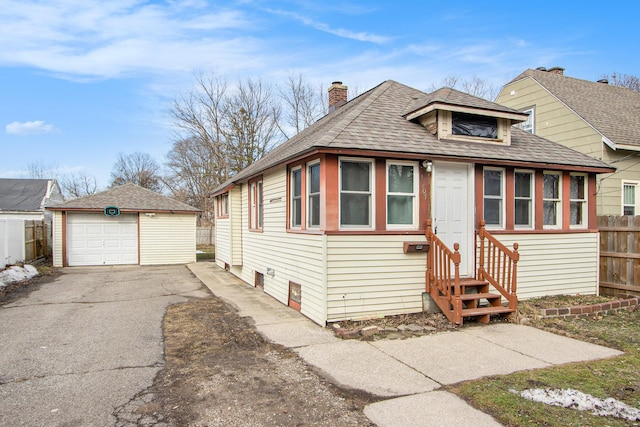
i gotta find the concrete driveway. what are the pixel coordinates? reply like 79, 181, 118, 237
0, 265, 210, 427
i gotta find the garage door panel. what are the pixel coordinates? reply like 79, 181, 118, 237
67, 213, 138, 266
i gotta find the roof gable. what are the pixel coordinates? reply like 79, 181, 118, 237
48, 183, 200, 213
0, 179, 53, 212
213, 80, 613, 194
507, 69, 640, 149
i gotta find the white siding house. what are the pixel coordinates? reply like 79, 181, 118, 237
213, 81, 613, 325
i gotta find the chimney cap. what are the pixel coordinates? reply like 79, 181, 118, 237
331, 81, 343, 86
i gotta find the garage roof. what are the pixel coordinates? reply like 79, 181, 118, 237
47, 183, 201, 213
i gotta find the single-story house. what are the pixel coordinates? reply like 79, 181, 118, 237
212, 80, 614, 325
496, 67, 640, 215
47, 183, 201, 267
0, 178, 64, 245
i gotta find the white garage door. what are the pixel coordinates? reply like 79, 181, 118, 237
67, 213, 138, 266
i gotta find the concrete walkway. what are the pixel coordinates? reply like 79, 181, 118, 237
188, 263, 624, 427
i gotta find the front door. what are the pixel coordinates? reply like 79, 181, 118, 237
432, 162, 473, 276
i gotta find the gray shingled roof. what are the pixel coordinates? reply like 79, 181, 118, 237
0, 179, 50, 211
508, 69, 640, 148
48, 183, 200, 212
214, 80, 613, 193
403, 86, 525, 117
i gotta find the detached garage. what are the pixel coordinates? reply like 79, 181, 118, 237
47, 184, 201, 267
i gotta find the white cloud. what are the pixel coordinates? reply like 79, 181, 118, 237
0, 0, 258, 79
5, 121, 59, 135
267, 9, 391, 44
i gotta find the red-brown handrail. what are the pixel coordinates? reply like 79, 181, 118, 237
477, 220, 519, 310
425, 220, 462, 320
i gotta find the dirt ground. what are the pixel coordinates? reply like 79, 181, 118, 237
147, 297, 378, 426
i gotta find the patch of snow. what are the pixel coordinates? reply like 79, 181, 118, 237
196, 250, 204, 254
512, 388, 640, 421
0, 265, 39, 287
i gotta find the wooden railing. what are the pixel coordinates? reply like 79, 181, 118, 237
425, 220, 463, 323
477, 221, 519, 310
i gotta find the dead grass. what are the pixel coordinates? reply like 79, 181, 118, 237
449, 294, 640, 427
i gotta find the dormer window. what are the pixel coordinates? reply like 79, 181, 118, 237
452, 112, 498, 139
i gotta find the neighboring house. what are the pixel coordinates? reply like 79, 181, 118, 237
496, 67, 640, 215
0, 178, 64, 246
212, 80, 613, 325
47, 183, 201, 267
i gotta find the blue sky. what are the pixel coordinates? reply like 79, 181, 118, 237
1, 0, 638, 190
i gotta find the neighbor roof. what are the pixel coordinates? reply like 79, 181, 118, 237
0, 179, 52, 212
47, 183, 200, 213
213, 80, 613, 194
506, 69, 640, 149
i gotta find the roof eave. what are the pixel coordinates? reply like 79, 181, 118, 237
405, 102, 529, 123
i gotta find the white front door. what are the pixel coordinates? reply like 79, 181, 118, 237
432, 162, 474, 276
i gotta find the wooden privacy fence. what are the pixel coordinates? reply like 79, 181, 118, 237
197, 226, 215, 246
24, 220, 47, 262
598, 215, 640, 295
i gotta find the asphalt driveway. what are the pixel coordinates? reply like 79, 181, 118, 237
0, 265, 210, 427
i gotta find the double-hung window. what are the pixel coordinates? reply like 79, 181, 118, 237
217, 193, 229, 217
249, 179, 263, 230
623, 182, 637, 215
387, 161, 418, 229
516, 108, 535, 133
307, 162, 321, 228
340, 159, 373, 228
570, 174, 587, 227
290, 168, 302, 228
483, 168, 504, 228
514, 170, 533, 228
543, 172, 561, 228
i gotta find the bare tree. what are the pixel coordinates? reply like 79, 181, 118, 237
225, 78, 282, 172
27, 161, 59, 179
163, 136, 219, 223
110, 152, 163, 192
278, 72, 325, 138
428, 75, 497, 100
601, 72, 640, 92
170, 73, 231, 184
59, 172, 98, 199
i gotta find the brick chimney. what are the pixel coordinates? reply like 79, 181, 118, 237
328, 81, 348, 113
548, 66, 565, 76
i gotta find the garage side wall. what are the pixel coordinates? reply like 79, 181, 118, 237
139, 213, 197, 265
52, 211, 63, 267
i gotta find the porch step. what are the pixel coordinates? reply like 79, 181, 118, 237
461, 306, 516, 324
459, 278, 489, 294
458, 292, 502, 301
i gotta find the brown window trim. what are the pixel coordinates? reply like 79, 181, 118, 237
322, 155, 430, 233
475, 165, 596, 233
248, 176, 263, 232
216, 193, 229, 219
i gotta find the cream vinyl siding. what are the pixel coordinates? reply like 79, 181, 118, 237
232, 168, 326, 324
215, 216, 231, 266
230, 186, 243, 265
599, 151, 640, 215
52, 211, 63, 267
488, 232, 599, 299
139, 213, 196, 265
326, 235, 427, 322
